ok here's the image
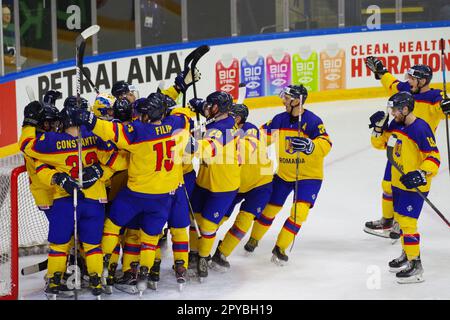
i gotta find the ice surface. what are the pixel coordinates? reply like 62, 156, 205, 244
18, 98, 450, 300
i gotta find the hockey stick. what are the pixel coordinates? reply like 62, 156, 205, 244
80, 67, 99, 94
183, 185, 201, 239
181, 45, 209, 108
387, 135, 450, 228
69, 25, 100, 299
290, 95, 303, 252
21, 259, 47, 276
439, 38, 450, 177
25, 85, 36, 102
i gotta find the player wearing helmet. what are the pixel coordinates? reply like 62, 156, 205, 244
364, 57, 445, 239
243, 84, 332, 265
370, 91, 440, 283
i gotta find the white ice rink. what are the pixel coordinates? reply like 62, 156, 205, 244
17, 97, 450, 300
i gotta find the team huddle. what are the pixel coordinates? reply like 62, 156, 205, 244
17, 54, 450, 299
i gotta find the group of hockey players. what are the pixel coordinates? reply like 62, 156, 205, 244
16, 51, 450, 299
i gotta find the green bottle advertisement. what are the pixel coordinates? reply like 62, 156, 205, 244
292, 46, 319, 92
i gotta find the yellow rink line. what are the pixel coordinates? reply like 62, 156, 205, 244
2, 83, 449, 159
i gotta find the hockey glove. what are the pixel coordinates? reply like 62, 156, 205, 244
366, 56, 387, 80
52, 172, 83, 197
440, 98, 450, 115
291, 137, 315, 155
82, 163, 104, 189
400, 170, 427, 189
189, 98, 207, 116
73, 109, 97, 131
22, 101, 44, 127
175, 67, 201, 92
369, 111, 389, 134
43, 90, 62, 106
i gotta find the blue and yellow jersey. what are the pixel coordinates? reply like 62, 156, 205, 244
371, 118, 440, 192
19, 126, 119, 202
19, 128, 55, 208
91, 112, 190, 195
195, 116, 241, 192
380, 73, 444, 132
236, 122, 273, 193
261, 110, 332, 182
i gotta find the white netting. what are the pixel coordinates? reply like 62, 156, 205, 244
0, 154, 50, 297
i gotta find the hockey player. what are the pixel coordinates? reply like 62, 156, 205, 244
72, 93, 191, 294
364, 57, 445, 239
210, 103, 273, 270
188, 91, 241, 281
370, 92, 440, 283
243, 85, 332, 265
20, 99, 120, 298
19, 91, 62, 214
111, 80, 139, 104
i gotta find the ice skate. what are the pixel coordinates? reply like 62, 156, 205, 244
187, 251, 199, 278
148, 259, 161, 290
197, 256, 209, 283
114, 262, 139, 295
364, 217, 393, 238
211, 246, 230, 272
89, 273, 103, 299
174, 260, 187, 291
271, 246, 288, 266
244, 237, 259, 254
137, 266, 149, 296
389, 251, 408, 273
396, 258, 424, 284
58, 273, 75, 298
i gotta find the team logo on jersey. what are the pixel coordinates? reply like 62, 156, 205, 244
394, 139, 402, 157
407, 205, 413, 212
257, 207, 261, 214
213, 212, 219, 219
285, 137, 295, 154
126, 125, 134, 133
312, 194, 316, 200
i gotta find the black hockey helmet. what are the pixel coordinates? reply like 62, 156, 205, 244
148, 92, 176, 109
280, 84, 308, 102
113, 98, 133, 123
59, 105, 78, 129
111, 80, 131, 98
63, 95, 89, 110
42, 90, 62, 107
388, 92, 415, 112
206, 91, 233, 113
407, 64, 433, 85
230, 103, 249, 124
135, 97, 166, 122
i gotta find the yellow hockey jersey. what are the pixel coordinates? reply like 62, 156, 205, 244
236, 122, 273, 193
19, 128, 55, 208
261, 110, 332, 182
381, 73, 445, 132
195, 116, 241, 192
371, 118, 440, 192
91, 112, 190, 195
20, 126, 119, 202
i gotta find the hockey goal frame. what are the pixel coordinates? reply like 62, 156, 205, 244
0, 166, 22, 300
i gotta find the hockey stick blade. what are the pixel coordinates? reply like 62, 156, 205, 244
76, 25, 100, 46
21, 259, 48, 275
237, 83, 247, 104
387, 135, 450, 228
25, 85, 36, 102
